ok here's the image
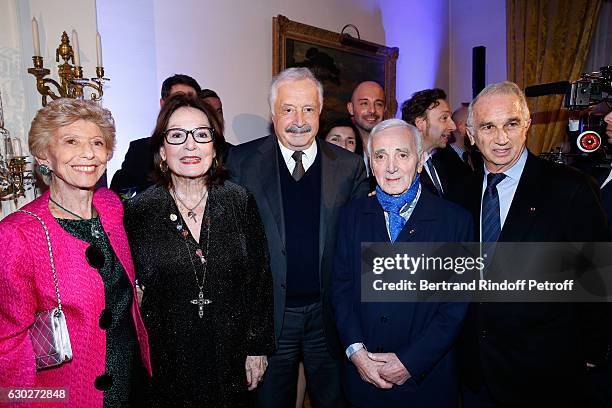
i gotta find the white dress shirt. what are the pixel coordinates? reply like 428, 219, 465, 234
277, 140, 318, 174
479, 148, 528, 240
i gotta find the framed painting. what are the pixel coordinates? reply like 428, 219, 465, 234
273, 15, 399, 128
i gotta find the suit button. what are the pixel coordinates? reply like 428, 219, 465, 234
99, 309, 112, 329
380, 316, 388, 323
480, 329, 487, 339
94, 373, 113, 391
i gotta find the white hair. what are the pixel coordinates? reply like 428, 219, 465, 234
466, 81, 530, 131
269, 67, 324, 115
368, 118, 423, 157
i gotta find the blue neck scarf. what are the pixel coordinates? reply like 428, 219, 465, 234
376, 174, 420, 242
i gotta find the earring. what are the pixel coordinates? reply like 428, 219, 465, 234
37, 164, 52, 176
160, 160, 169, 173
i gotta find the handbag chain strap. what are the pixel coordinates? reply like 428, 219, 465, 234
17, 209, 62, 313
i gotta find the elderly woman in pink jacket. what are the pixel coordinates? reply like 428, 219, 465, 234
0, 99, 150, 407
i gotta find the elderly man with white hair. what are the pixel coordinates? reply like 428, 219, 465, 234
332, 119, 473, 407
227, 67, 368, 407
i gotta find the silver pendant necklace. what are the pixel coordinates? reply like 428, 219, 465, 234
180, 214, 212, 318
172, 187, 208, 223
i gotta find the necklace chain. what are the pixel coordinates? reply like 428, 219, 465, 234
49, 196, 102, 239
172, 187, 208, 223
180, 209, 212, 319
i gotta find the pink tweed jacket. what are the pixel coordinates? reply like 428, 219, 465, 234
0, 188, 151, 407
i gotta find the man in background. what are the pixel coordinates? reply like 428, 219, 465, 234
401, 89, 477, 211
110, 74, 201, 196
347, 81, 385, 176
201, 88, 225, 130
449, 103, 479, 172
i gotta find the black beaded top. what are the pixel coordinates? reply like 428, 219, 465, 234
124, 182, 275, 407
57, 217, 140, 407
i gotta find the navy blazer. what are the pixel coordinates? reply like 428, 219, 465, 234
332, 190, 473, 407
460, 152, 610, 406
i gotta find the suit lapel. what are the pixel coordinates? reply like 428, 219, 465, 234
499, 153, 540, 242
432, 154, 450, 195
319, 140, 340, 263
420, 167, 439, 197
397, 191, 438, 242
362, 197, 391, 243
257, 136, 286, 248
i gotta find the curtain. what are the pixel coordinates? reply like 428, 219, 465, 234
584, 0, 612, 73
507, 0, 602, 154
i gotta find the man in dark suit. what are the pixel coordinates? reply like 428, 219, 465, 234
332, 119, 472, 407
110, 74, 201, 197
226, 67, 368, 407
401, 89, 478, 211
460, 81, 609, 407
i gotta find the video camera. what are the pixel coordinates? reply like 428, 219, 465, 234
525, 65, 611, 156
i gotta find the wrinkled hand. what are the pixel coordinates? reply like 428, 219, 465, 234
368, 352, 410, 385
350, 349, 393, 389
245, 355, 268, 391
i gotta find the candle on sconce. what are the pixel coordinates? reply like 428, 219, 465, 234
4, 136, 14, 158
11, 138, 22, 157
96, 32, 103, 67
32, 17, 41, 56
71, 30, 81, 66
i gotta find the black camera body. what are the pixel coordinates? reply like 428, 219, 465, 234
565, 66, 611, 155
526, 66, 611, 171
565, 66, 611, 110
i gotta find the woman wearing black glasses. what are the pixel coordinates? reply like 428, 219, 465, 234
0, 99, 151, 407
124, 93, 274, 407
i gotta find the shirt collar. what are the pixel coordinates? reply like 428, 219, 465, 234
450, 143, 465, 157
277, 138, 318, 164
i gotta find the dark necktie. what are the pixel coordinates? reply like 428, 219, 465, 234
291, 151, 305, 181
481, 173, 507, 243
462, 151, 469, 164
426, 158, 443, 196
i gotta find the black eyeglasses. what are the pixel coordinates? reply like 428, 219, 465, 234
86, 245, 105, 269
163, 127, 215, 145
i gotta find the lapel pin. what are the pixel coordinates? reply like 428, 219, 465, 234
181, 229, 189, 238
529, 207, 536, 213
176, 223, 183, 231
409, 229, 416, 235
170, 213, 178, 222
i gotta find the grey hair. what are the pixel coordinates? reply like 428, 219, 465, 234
269, 67, 324, 115
368, 118, 423, 156
467, 81, 530, 131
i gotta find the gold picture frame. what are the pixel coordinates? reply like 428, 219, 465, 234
273, 15, 399, 126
